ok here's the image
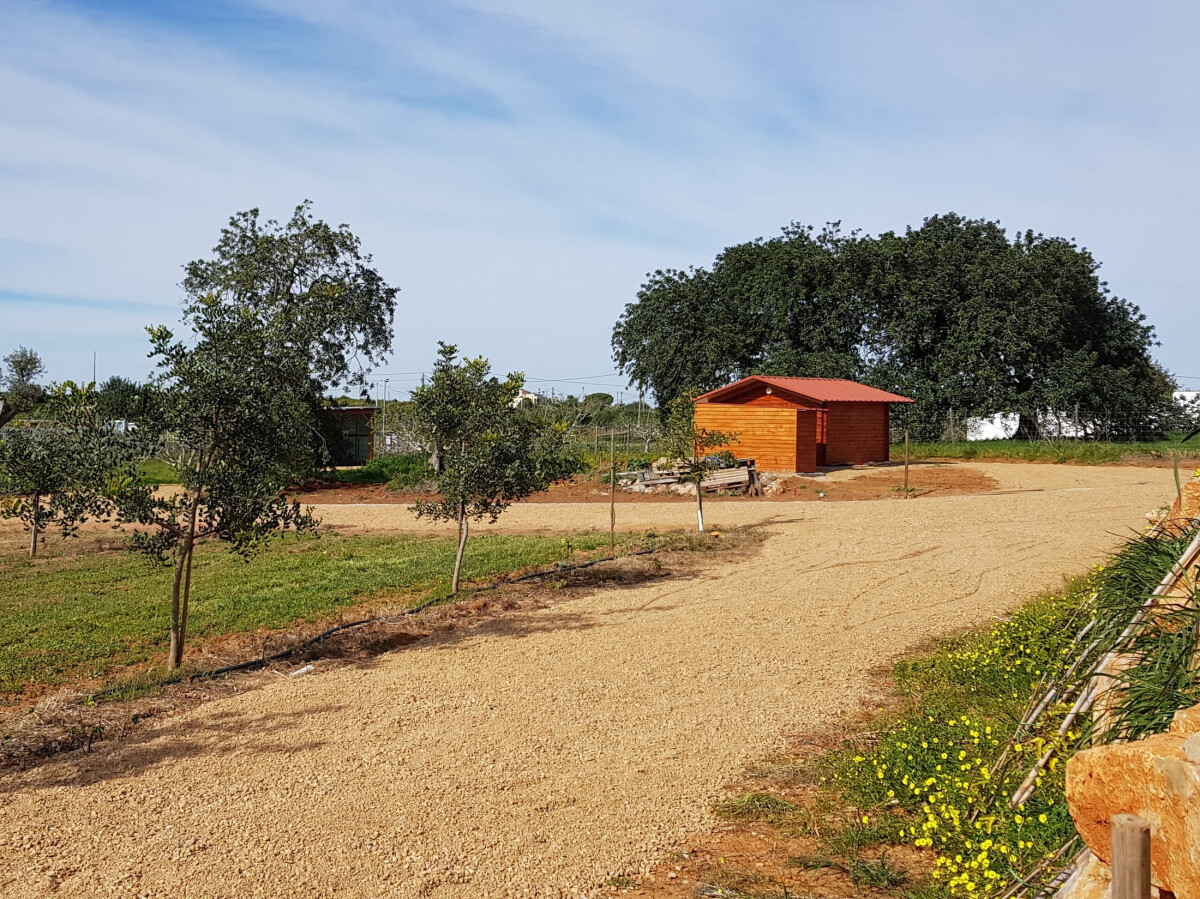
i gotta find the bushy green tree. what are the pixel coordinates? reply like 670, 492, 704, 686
0, 346, 46, 427
117, 299, 318, 669
613, 214, 1170, 437
412, 344, 575, 594
182, 201, 399, 468
0, 382, 143, 556
95, 375, 158, 423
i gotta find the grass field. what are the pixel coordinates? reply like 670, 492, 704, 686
138, 458, 180, 484
893, 437, 1200, 465
0, 530, 629, 694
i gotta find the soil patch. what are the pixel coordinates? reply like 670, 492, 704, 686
291, 462, 1000, 506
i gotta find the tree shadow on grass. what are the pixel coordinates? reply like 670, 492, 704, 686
0, 701, 338, 796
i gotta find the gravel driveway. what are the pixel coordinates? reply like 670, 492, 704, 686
0, 463, 1172, 898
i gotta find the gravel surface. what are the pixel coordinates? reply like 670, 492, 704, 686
0, 463, 1173, 898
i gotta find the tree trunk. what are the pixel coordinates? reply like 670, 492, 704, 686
168, 544, 188, 670
28, 493, 40, 558
696, 483, 705, 533
451, 502, 469, 594
168, 490, 203, 670
429, 444, 442, 474
1016, 413, 1041, 440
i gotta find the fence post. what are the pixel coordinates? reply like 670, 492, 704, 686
904, 429, 910, 499
1111, 813, 1151, 899
609, 430, 616, 559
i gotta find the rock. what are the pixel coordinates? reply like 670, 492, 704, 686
1065, 703, 1200, 898
669, 483, 697, 496
627, 484, 648, 493
1052, 851, 1108, 899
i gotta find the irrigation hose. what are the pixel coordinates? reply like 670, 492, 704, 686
88, 547, 658, 701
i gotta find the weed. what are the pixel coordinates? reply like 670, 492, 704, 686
607, 875, 636, 888
849, 853, 908, 889
714, 791, 799, 823
787, 853, 838, 871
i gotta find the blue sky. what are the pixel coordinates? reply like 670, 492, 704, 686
2, 0, 1198, 398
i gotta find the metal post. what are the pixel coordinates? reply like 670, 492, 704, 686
382, 378, 389, 454
904, 429, 910, 499
1111, 814, 1151, 899
609, 430, 616, 558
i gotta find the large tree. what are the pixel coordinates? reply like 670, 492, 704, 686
182, 201, 400, 467
613, 214, 1169, 436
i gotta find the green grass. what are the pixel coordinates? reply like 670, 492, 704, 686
823, 524, 1200, 895
0, 530, 628, 694
138, 459, 180, 485
892, 437, 1200, 465
320, 453, 434, 487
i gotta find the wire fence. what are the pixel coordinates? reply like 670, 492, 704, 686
890, 405, 1200, 445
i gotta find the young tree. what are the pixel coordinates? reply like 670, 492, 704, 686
0, 346, 46, 427
0, 382, 141, 556
117, 301, 318, 669
411, 344, 575, 594
662, 392, 735, 533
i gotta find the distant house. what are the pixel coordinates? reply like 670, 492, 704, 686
692, 376, 912, 472
325, 406, 378, 465
511, 388, 546, 407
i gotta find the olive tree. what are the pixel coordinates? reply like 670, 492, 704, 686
662, 392, 735, 533
118, 301, 318, 669
117, 202, 398, 669
0, 382, 142, 556
412, 344, 576, 594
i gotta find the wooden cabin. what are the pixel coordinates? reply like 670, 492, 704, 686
692, 376, 913, 472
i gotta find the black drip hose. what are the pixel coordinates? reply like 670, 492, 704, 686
89, 547, 656, 700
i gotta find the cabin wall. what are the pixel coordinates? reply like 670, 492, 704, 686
824, 402, 890, 464
692, 405, 818, 472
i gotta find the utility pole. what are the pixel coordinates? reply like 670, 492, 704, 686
382, 378, 389, 454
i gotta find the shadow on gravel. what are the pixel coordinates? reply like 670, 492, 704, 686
0, 702, 337, 796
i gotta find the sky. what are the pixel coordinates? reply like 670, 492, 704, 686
2, 0, 1198, 399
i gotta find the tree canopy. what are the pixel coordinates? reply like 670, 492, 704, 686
119, 298, 318, 668
612, 214, 1171, 437
0, 346, 46, 427
182, 201, 400, 466
411, 344, 576, 593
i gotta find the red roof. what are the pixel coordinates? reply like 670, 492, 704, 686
694, 376, 913, 405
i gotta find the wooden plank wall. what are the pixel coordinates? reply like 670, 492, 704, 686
824, 402, 890, 464
693, 405, 819, 471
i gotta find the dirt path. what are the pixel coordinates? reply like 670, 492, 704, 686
0, 464, 1173, 898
